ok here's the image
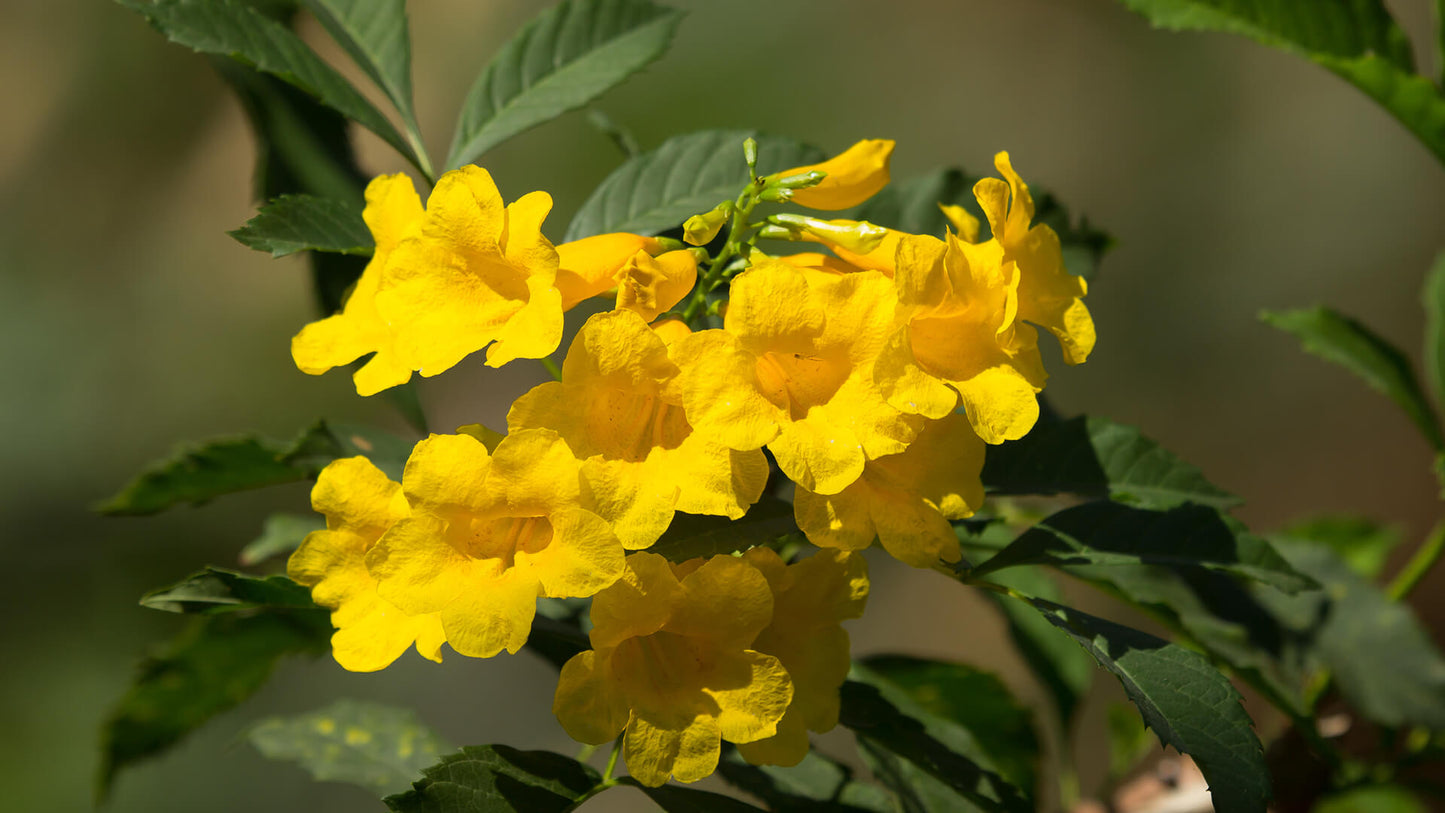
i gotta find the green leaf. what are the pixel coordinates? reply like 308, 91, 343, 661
446, 0, 683, 170
981, 415, 1241, 511
1260, 539, 1445, 729
716, 748, 896, 813
840, 666, 1033, 813
239, 512, 326, 566
229, 193, 372, 257
524, 615, 591, 671
1313, 785, 1428, 813
970, 501, 1315, 593
249, 699, 449, 796
856, 168, 1113, 281
1263, 307, 1443, 450
120, 0, 420, 168
1111, 1, 1445, 164
619, 778, 767, 811
99, 609, 330, 796
1020, 597, 1270, 813
1421, 252, 1445, 410
565, 129, 824, 241
647, 494, 798, 563
1280, 515, 1403, 580
383, 745, 599, 813
301, 0, 416, 128
860, 656, 1038, 795
280, 419, 417, 482
98, 433, 308, 516
140, 567, 317, 613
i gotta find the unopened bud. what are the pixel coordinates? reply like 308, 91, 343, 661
768, 213, 888, 255
682, 201, 733, 246
773, 170, 828, 190
742, 137, 759, 171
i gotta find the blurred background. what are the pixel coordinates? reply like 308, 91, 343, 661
3, 0, 1443, 810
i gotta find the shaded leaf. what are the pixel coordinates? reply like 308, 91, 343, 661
120, 0, 418, 166
141, 567, 317, 613
970, 501, 1314, 593
1263, 307, 1443, 450
99, 610, 330, 796
860, 656, 1038, 794
447, 0, 683, 169
1281, 515, 1403, 580
647, 494, 798, 563
981, 415, 1241, 510
383, 745, 599, 813
229, 193, 372, 257
857, 167, 1113, 280
841, 666, 1032, 813
302, 0, 416, 126
1021, 597, 1270, 813
249, 699, 448, 796
240, 512, 326, 566
523, 614, 591, 671
1422, 251, 1445, 411
716, 747, 896, 813
1259, 539, 1445, 729
620, 778, 767, 811
566, 129, 824, 240
98, 433, 310, 516
280, 419, 417, 482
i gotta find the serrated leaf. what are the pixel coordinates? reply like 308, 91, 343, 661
447, 0, 683, 170
565, 129, 824, 241
1280, 515, 1403, 580
619, 778, 767, 811
1422, 251, 1445, 409
646, 494, 798, 563
141, 567, 317, 613
981, 415, 1241, 510
856, 168, 1113, 281
1021, 598, 1270, 813
1111, 1, 1445, 163
280, 419, 417, 482
240, 512, 326, 566
249, 699, 449, 796
229, 193, 372, 257
383, 745, 599, 813
970, 501, 1314, 593
302, 0, 415, 124
860, 656, 1038, 795
98, 433, 308, 516
99, 609, 330, 797
1259, 539, 1445, 729
1263, 307, 1443, 450
716, 747, 896, 813
120, 0, 419, 167
840, 666, 1032, 813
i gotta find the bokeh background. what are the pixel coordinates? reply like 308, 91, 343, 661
4, 0, 1444, 810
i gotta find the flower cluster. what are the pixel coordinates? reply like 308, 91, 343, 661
287, 139, 1093, 783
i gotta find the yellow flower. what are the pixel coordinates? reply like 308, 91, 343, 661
365, 429, 624, 658
288, 457, 446, 671
374, 165, 563, 376
874, 232, 1047, 444
973, 152, 1095, 365
553, 235, 697, 321
735, 548, 868, 766
673, 257, 921, 494
508, 310, 767, 549
794, 412, 984, 567
552, 552, 793, 787
290, 174, 425, 396
773, 139, 895, 210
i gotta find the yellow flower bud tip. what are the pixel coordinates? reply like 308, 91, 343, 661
683, 202, 731, 246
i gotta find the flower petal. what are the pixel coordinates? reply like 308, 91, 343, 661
589, 552, 684, 651
437, 568, 538, 657
554, 651, 630, 744
777, 139, 894, 211
525, 506, 625, 596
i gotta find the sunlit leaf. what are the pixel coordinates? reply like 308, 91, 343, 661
229, 193, 371, 258
302, 0, 416, 125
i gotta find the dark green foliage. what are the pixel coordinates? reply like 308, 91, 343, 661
384, 745, 599, 813
302, 0, 417, 129
229, 194, 372, 257
715, 748, 896, 812
647, 494, 798, 563
620, 778, 769, 811
140, 567, 317, 613
280, 419, 418, 481
98, 433, 312, 516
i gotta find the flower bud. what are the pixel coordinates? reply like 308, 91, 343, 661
768, 213, 888, 255
683, 201, 733, 246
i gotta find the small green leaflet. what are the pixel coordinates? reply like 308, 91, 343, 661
240, 512, 326, 566
565, 129, 825, 241
229, 194, 372, 258
249, 699, 449, 797
118, 0, 420, 170
1421, 251, 1445, 412
447, 0, 683, 170
1263, 307, 1443, 451
140, 567, 317, 614
1022, 598, 1270, 813
384, 745, 599, 813
647, 494, 798, 563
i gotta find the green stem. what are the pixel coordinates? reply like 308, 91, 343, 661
681, 183, 764, 325
1388, 519, 1445, 601
602, 735, 623, 783
540, 356, 563, 381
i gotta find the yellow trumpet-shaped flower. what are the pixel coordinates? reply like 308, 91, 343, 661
374, 165, 564, 376
288, 457, 446, 672
673, 257, 921, 494
973, 152, 1095, 365
508, 309, 767, 549
552, 552, 793, 787
874, 231, 1047, 444
794, 413, 985, 567
736, 548, 868, 766
553, 235, 698, 321
290, 174, 425, 396
366, 430, 624, 659
774, 139, 895, 211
